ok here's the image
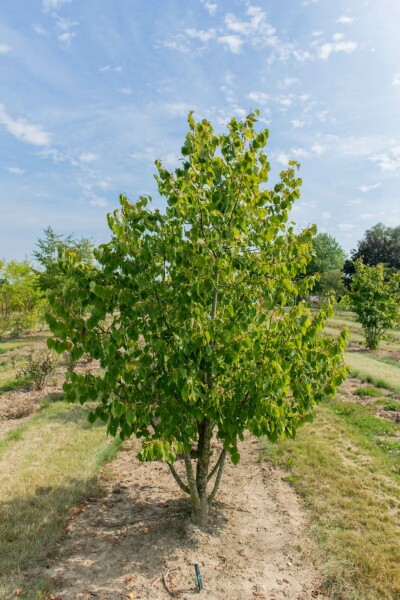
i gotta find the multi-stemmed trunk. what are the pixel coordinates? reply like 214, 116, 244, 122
168, 418, 227, 527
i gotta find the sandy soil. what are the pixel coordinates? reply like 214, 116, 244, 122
46, 436, 324, 600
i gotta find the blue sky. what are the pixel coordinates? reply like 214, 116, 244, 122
1, 0, 399, 260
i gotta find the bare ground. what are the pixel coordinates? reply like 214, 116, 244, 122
44, 436, 324, 600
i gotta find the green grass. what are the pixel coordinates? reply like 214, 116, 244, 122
353, 386, 384, 398
345, 351, 400, 393
261, 398, 400, 599
0, 401, 121, 600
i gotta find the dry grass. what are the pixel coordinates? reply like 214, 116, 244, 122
0, 402, 120, 599
261, 399, 400, 600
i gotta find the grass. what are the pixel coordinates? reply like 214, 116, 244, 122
261, 398, 400, 599
0, 401, 121, 600
345, 351, 400, 393
353, 386, 384, 398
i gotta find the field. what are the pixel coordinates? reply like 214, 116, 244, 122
0, 313, 399, 599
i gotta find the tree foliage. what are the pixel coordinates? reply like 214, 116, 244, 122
344, 223, 400, 282
306, 233, 346, 298
33, 226, 94, 293
0, 260, 44, 337
350, 260, 400, 350
46, 111, 348, 525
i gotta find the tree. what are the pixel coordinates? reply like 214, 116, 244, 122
350, 260, 400, 350
0, 260, 44, 336
307, 233, 346, 275
306, 233, 346, 297
46, 111, 348, 526
33, 226, 94, 293
344, 223, 400, 283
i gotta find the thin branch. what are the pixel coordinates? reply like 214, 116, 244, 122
207, 449, 226, 482
208, 449, 227, 503
168, 463, 190, 495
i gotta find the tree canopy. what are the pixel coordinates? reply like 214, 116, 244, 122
350, 260, 400, 350
46, 111, 348, 525
344, 223, 400, 281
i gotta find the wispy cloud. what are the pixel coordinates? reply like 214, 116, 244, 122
6, 166, 25, 175
79, 153, 99, 163
0, 43, 11, 54
317, 34, 358, 60
358, 183, 381, 193
370, 147, 400, 171
200, 1, 218, 16
217, 34, 243, 53
56, 17, 79, 47
43, 0, 71, 11
99, 65, 123, 73
392, 73, 400, 87
33, 24, 49, 36
90, 196, 108, 208
247, 91, 269, 105
291, 119, 305, 128
0, 105, 50, 146
336, 15, 354, 25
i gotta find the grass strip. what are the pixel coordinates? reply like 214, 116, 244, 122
261, 400, 400, 600
345, 351, 400, 393
0, 402, 121, 600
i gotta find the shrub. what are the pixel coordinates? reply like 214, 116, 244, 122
20, 348, 58, 390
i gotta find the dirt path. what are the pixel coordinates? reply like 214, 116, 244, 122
47, 436, 323, 600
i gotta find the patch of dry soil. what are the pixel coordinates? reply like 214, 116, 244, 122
47, 437, 324, 600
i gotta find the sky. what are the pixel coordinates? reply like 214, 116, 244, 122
1, 0, 400, 261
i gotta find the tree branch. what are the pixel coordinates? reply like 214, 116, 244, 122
207, 448, 226, 482
208, 449, 227, 503
167, 463, 190, 495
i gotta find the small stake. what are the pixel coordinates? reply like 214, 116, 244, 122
194, 564, 203, 591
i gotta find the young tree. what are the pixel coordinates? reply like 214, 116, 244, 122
306, 233, 346, 298
350, 260, 400, 350
47, 112, 347, 526
33, 226, 94, 293
0, 260, 44, 337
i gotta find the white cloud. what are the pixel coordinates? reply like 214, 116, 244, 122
276, 152, 290, 165
317, 36, 358, 60
118, 87, 133, 95
6, 166, 25, 175
247, 91, 269, 105
0, 44, 11, 54
165, 102, 194, 116
358, 183, 381, 193
370, 153, 400, 172
43, 0, 71, 10
57, 31, 75, 46
336, 15, 354, 25
79, 153, 99, 163
33, 24, 48, 36
392, 73, 400, 87
312, 30, 323, 37
0, 105, 50, 146
90, 196, 108, 208
280, 77, 299, 88
311, 144, 326, 155
359, 213, 376, 220
203, 1, 217, 15
185, 28, 215, 43
291, 120, 305, 128
322, 211, 331, 218
337, 223, 355, 231
291, 147, 309, 158
99, 65, 123, 73
217, 34, 243, 53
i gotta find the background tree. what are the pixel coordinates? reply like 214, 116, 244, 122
306, 233, 346, 298
33, 226, 94, 293
0, 260, 44, 336
350, 260, 400, 350
47, 112, 347, 526
344, 223, 400, 283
